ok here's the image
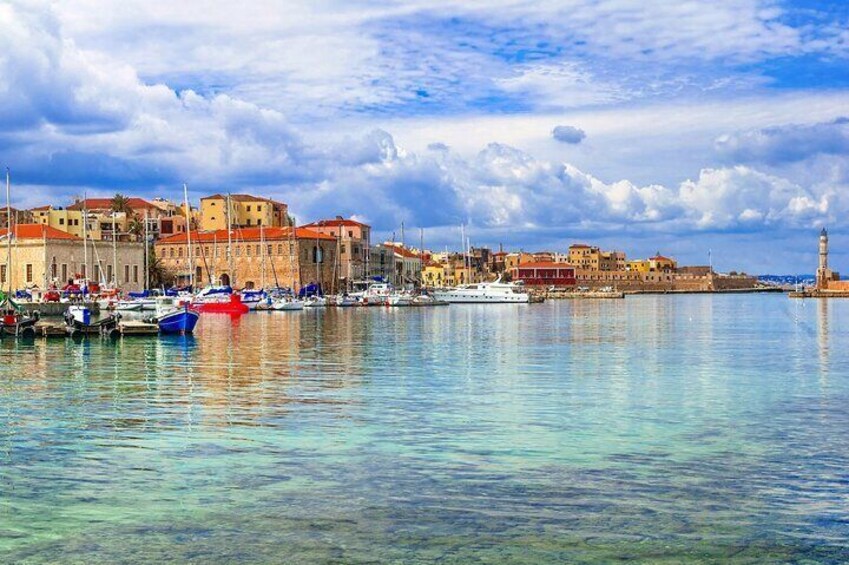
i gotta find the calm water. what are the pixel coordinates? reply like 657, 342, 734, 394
1, 295, 848, 563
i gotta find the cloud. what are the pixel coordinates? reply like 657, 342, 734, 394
551, 125, 586, 144
715, 117, 849, 165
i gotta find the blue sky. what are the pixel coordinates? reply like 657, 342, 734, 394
2, 0, 849, 273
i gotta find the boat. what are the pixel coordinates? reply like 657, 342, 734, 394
0, 294, 38, 339
115, 300, 144, 312
147, 297, 199, 334
431, 277, 530, 303
387, 292, 414, 307
64, 305, 122, 339
239, 289, 267, 311
303, 295, 328, 307
192, 292, 249, 314
272, 297, 305, 311
363, 282, 394, 305
335, 294, 360, 307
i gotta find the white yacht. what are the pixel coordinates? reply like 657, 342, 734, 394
432, 278, 530, 303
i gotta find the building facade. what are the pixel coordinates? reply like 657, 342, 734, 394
301, 217, 371, 288
155, 227, 337, 292
0, 224, 145, 292
510, 262, 577, 287
199, 194, 289, 231
568, 244, 626, 271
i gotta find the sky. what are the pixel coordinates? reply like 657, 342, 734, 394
1, 0, 848, 273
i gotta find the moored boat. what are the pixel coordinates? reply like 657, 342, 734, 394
431, 277, 530, 303
148, 297, 199, 334
64, 305, 121, 339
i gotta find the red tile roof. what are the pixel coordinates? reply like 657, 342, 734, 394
651, 255, 675, 262
29, 205, 53, 211
0, 223, 80, 240
393, 246, 422, 259
302, 218, 370, 229
156, 226, 335, 245
67, 197, 157, 211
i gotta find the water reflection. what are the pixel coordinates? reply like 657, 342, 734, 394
1, 296, 848, 563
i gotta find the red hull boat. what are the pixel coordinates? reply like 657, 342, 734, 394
191, 294, 249, 314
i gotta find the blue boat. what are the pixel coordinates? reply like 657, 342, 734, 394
149, 297, 200, 334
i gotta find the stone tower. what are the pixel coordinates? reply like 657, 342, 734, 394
817, 227, 829, 290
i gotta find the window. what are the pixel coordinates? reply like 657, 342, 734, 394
81, 264, 87, 278
348, 230, 353, 238
62, 264, 67, 282
133, 265, 139, 283
59, 218, 65, 225
340, 244, 346, 253
178, 248, 183, 258
257, 205, 262, 212
107, 265, 113, 282
169, 248, 174, 258
255, 245, 260, 256
25, 264, 33, 283
257, 219, 262, 226
313, 246, 323, 263
0, 265, 5, 284
246, 245, 251, 256
267, 245, 272, 256
236, 246, 241, 257
246, 205, 251, 212
246, 219, 252, 226
51, 259, 57, 279
277, 244, 283, 255
124, 265, 130, 283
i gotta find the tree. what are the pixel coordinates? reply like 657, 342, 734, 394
110, 193, 133, 215
147, 247, 173, 288
126, 214, 144, 241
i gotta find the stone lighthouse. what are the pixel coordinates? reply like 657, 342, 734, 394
817, 228, 833, 290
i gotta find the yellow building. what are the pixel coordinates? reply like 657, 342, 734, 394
423, 261, 449, 287
568, 244, 626, 271
30, 206, 87, 238
200, 194, 289, 231
626, 254, 678, 273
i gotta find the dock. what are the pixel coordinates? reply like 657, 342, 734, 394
119, 321, 160, 336
789, 290, 849, 298
544, 290, 625, 300
36, 322, 68, 338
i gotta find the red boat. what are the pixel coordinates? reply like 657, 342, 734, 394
191, 293, 249, 314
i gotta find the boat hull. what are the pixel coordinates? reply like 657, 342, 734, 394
192, 295, 249, 314
158, 309, 200, 334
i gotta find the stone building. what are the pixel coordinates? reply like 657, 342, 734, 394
199, 194, 289, 231
368, 244, 397, 283
568, 244, 626, 271
155, 226, 337, 292
0, 224, 145, 292
301, 217, 371, 288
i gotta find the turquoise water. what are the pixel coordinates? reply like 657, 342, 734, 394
1, 295, 848, 563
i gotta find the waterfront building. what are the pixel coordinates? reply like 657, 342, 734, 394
422, 261, 450, 287
301, 217, 371, 288
388, 244, 422, 287
503, 252, 535, 273
568, 244, 626, 271
0, 224, 145, 291
199, 194, 289, 231
155, 226, 337, 292
368, 244, 397, 284
510, 262, 576, 287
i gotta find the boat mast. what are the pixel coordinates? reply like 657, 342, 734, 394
460, 224, 466, 284
5, 167, 12, 297
112, 203, 117, 287
183, 183, 194, 289
226, 193, 234, 287
260, 222, 266, 289
144, 208, 149, 290
82, 192, 88, 286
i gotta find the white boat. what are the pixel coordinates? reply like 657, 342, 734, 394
363, 282, 393, 305
387, 292, 414, 306
431, 278, 530, 303
303, 296, 328, 307
115, 300, 144, 312
272, 297, 304, 311
335, 294, 360, 307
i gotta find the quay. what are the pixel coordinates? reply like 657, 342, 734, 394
20, 302, 101, 317
543, 290, 623, 300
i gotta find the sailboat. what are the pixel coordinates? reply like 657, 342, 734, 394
145, 296, 199, 334
1, 168, 39, 339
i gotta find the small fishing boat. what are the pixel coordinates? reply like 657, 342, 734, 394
0, 294, 38, 339
147, 297, 199, 334
64, 305, 121, 339
115, 300, 144, 312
